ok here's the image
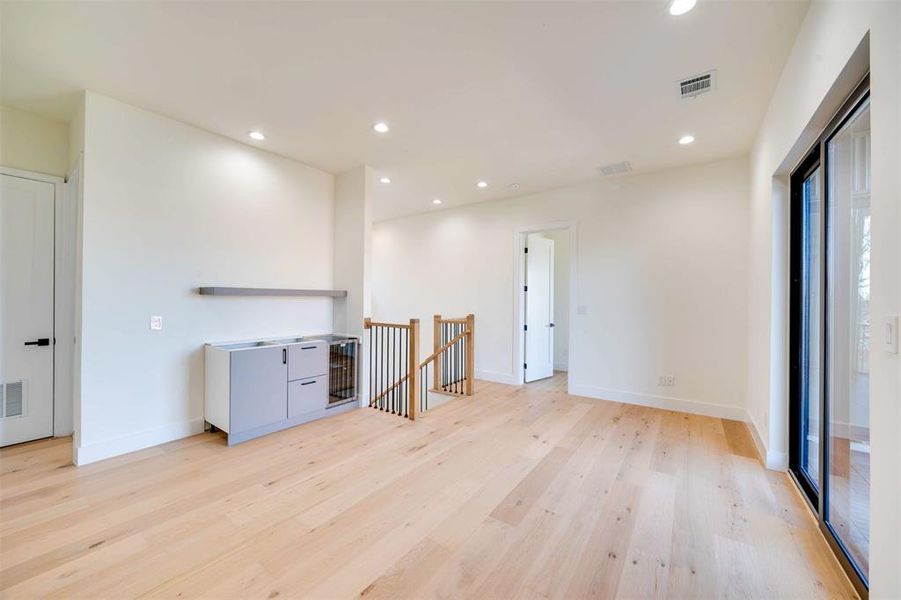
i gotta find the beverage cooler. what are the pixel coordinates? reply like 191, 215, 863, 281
328, 338, 358, 405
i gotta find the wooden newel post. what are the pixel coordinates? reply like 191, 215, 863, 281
409, 318, 420, 420
433, 314, 442, 391
465, 313, 475, 396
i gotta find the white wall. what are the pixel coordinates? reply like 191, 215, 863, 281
75, 92, 335, 464
333, 166, 374, 404
747, 2, 900, 596
0, 104, 69, 177
374, 157, 750, 420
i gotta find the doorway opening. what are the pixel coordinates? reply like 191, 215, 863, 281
516, 225, 574, 387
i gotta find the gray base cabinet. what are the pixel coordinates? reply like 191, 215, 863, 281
205, 335, 358, 445
230, 345, 288, 433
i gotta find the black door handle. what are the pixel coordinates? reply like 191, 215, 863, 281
548, 323, 555, 328
282, 348, 287, 364
24, 338, 50, 347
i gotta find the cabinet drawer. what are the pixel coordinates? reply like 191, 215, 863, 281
288, 341, 327, 381
288, 376, 327, 418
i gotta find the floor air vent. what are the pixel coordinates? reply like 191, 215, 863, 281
597, 161, 632, 177
679, 71, 715, 99
1, 382, 24, 418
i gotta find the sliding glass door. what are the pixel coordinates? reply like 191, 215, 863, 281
789, 76, 869, 596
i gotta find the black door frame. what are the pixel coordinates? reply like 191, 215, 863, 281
788, 73, 870, 598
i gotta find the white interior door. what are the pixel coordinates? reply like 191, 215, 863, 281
525, 234, 555, 382
1, 173, 55, 446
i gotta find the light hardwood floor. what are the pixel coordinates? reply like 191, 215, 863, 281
0, 374, 856, 599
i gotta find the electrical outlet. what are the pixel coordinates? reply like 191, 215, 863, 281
150, 315, 163, 331
658, 375, 675, 387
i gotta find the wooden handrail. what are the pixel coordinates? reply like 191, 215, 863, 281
369, 373, 411, 407
364, 318, 411, 330
419, 330, 468, 368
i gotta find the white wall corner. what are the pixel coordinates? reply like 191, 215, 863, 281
746, 412, 787, 470
333, 165, 374, 405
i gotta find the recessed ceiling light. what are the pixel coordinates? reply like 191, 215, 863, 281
668, 0, 697, 16
477, 181, 488, 189
248, 131, 265, 141
432, 198, 442, 205
679, 134, 696, 145
379, 177, 391, 184
373, 122, 390, 134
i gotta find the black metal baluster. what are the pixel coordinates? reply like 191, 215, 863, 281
390, 326, 394, 413
456, 323, 460, 393
376, 327, 380, 409
404, 328, 409, 418
392, 326, 396, 413
377, 327, 381, 410
379, 327, 388, 410
443, 323, 449, 391
453, 323, 458, 391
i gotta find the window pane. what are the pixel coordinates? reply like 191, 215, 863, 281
800, 168, 821, 487
826, 98, 870, 580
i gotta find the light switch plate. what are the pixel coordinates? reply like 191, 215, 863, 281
881, 315, 899, 353
150, 315, 163, 331
577, 305, 589, 316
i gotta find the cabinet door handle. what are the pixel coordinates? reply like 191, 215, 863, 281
301, 380, 315, 386
301, 345, 316, 350
282, 349, 287, 364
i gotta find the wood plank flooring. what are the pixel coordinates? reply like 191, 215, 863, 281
0, 374, 856, 598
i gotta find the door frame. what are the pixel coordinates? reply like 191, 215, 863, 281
513, 221, 578, 387
0, 166, 69, 440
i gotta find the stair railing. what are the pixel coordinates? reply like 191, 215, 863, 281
364, 314, 474, 420
363, 318, 419, 420
419, 314, 475, 412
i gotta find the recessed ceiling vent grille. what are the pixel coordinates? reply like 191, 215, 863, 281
679, 70, 715, 98
597, 161, 632, 177
1, 381, 24, 419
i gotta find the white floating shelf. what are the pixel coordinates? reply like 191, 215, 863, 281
197, 287, 347, 298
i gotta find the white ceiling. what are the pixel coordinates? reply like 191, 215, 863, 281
1, 1, 808, 221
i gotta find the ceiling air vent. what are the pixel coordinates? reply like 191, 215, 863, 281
597, 161, 632, 177
679, 70, 715, 99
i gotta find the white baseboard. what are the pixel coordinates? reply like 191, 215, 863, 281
765, 449, 788, 471
554, 362, 569, 372
745, 414, 787, 470
475, 370, 519, 385
568, 383, 749, 422
74, 418, 204, 466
